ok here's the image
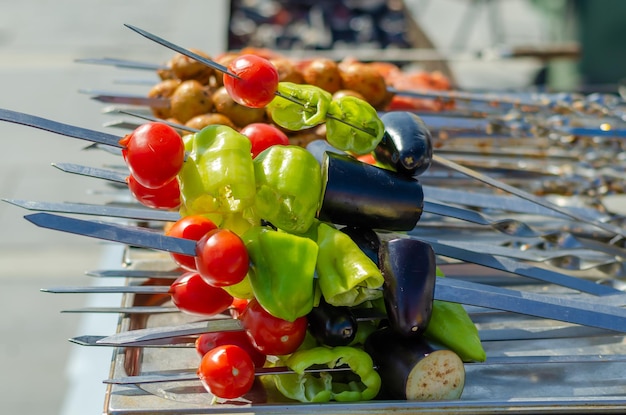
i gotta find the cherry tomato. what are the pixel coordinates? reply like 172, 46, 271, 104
240, 298, 307, 356
165, 215, 218, 270
223, 54, 279, 108
197, 344, 256, 400
195, 229, 249, 287
239, 123, 290, 158
195, 331, 266, 367
168, 272, 233, 316
126, 174, 181, 210
119, 122, 185, 189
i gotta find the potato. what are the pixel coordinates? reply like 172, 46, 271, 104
169, 80, 214, 124
339, 62, 388, 108
302, 58, 342, 93
185, 113, 237, 131
170, 49, 215, 84
211, 86, 267, 128
270, 57, 305, 84
147, 79, 181, 119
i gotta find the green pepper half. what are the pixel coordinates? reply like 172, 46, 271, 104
267, 82, 331, 131
178, 125, 256, 217
325, 95, 385, 155
274, 346, 381, 402
253, 145, 322, 234
243, 226, 318, 322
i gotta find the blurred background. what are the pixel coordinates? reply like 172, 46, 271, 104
0, 1, 624, 414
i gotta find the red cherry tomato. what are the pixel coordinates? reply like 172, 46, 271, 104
195, 331, 266, 367
119, 122, 185, 189
168, 272, 233, 316
239, 123, 290, 158
195, 229, 249, 287
223, 54, 279, 108
165, 215, 218, 270
126, 174, 181, 210
197, 344, 256, 400
240, 299, 307, 356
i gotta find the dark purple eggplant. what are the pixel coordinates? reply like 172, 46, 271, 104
378, 237, 436, 337
317, 152, 424, 231
307, 298, 357, 347
374, 112, 433, 177
340, 226, 381, 265
365, 326, 465, 400
305, 139, 344, 165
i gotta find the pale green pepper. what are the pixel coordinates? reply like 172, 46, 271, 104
325, 95, 385, 155
253, 145, 322, 234
243, 226, 318, 322
267, 82, 332, 130
178, 125, 256, 217
316, 223, 384, 307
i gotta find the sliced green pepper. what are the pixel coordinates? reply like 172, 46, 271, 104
243, 226, 318, 322
267, 82, 331, 131
253, 145, 322, 234
274, 346, 381, 403
178, 125, 256, 216
316, 223, 384, 307
325, 95, 385, 155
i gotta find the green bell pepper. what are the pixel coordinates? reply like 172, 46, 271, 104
243, 226, 318, 322
267, 82, 332, 131
325, 95, 385, 155
316, 223, 384, 307
253, 145, 322, 234
274, 346, 381, 403
178, 125, 256, 217
424, 298, 486, 362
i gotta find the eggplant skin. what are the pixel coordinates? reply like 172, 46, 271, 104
365, 327, 465, 401
307, 299, 357, 347
375, 112, 433, 177
378, 238, 436, 337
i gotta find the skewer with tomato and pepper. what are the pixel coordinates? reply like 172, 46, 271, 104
116, 49, 485, 403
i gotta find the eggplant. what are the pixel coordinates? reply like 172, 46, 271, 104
318, 152, 424, 231
307, 298, 357, 346
365, 326, 465, 401
378, 237, 436, 337
340, 226, 381, 265
374, 111, 433, 177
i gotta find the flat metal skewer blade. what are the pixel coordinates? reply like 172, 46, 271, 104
41, 286, 170, 294
86, 269, 181, 278
75, 57, 167, 71
124, 24, 232, 76
51, 163, 128, 183
23, 212, 196, 255
0, 108, 122, 148
435, 277, 626, 333
432, 154, 626, 240
4, 199, 179, 222
62, 306, 178, 314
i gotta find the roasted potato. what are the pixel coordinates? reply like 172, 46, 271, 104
339, 62, 388, 109
211, 86, 267, 127
169, 80, 214, 124
301, 58, 342, 94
